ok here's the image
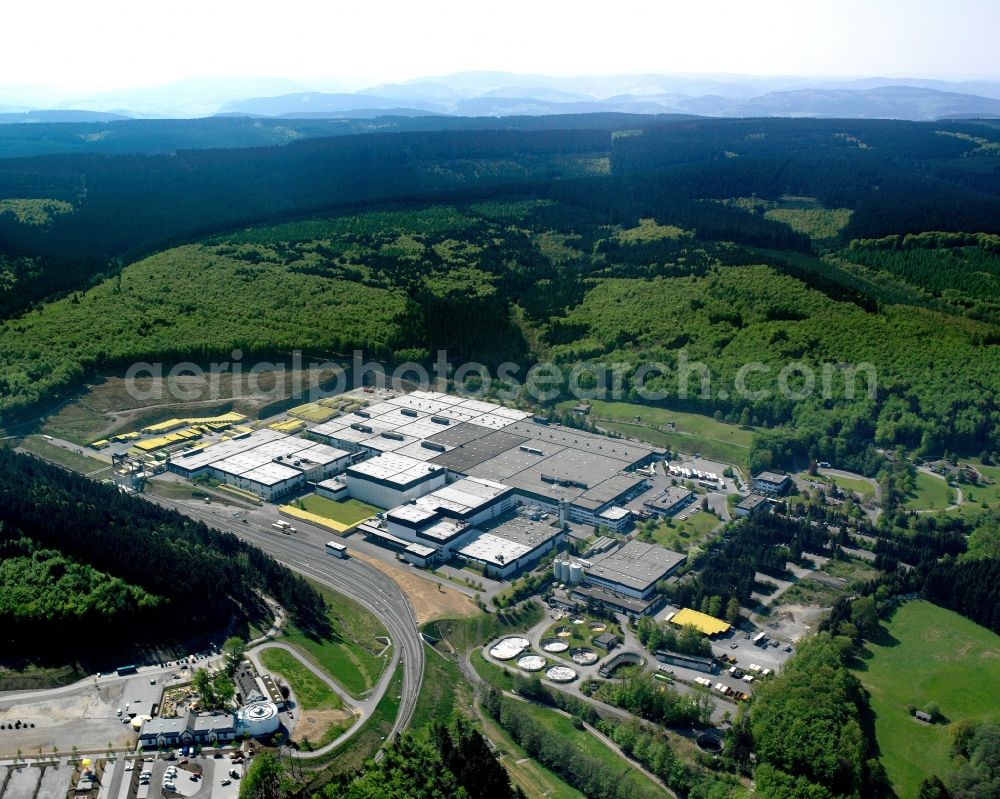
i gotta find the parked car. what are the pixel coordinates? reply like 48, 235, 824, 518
220, 779, 232, 786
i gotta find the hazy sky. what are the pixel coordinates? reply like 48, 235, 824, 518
5, 0, 999, 92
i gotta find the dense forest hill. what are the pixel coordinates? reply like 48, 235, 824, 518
0, 449, 327, 662
4, 198, 1000, 471
1, 116, 1000, 466
0, 116, 998, 320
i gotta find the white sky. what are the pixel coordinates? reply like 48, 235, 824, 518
3, 0, 999, 92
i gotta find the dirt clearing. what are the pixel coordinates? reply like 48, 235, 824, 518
353, 553, 478, 624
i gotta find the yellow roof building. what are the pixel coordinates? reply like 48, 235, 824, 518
669, 607, 731, 636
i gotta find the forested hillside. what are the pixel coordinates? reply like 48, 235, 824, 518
0, 449, 327, 661
4, 193, 1000, 470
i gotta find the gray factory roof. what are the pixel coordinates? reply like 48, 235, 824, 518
587, 540, 686, 593
429, 428, 530, 473
458, 516, 561, 567
754, 471, 790, 485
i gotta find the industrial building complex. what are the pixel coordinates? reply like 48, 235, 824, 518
153, 390, 691, 597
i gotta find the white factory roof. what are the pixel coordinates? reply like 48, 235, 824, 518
418, 519, 469, 543
240, 462, 301, 486
415, 476, 510, 515
171, 429, 287, 471
295, 443, 350, 465
348, 452, 442, 486
458, 532, 533, 566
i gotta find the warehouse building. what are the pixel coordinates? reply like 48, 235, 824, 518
167, 429, 351, 500
457, 515, 564, 578
583, 540, 686, 599
343, 452, 446, 508
643, 485, 696, 517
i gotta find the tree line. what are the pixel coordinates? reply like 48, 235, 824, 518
0, 449, 327, 661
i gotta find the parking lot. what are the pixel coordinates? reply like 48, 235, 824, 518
0, 654, 224, 758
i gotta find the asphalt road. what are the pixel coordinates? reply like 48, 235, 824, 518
140, 494, 424, 760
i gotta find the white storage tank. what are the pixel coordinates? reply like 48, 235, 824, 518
568, 563, 583, 585
238, 701, 281, 737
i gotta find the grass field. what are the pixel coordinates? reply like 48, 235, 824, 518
296, 494, 381, 526
851, 600, 1000, 799
645, 510, 719, 551
561, 400, 753, 468
408, 645, 472, 732
470, 653, 663, 799
17, 436, 111, 474
903, 472, 954, 511
939, 463, 1000, 519
476, 707, 585, 799
259, 648, 342, 710
280, 581, 389, 699
299, 664, 402, 783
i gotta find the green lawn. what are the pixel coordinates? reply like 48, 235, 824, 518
540, 615, 623, 661
279, 581, 389, 698
851, 600, 1000, 799
903, 472, 954, 511
471, 653, 663, 799
498, 692, 663, 799
409, 645, 468, 732
939, 463, 1000, 519
259, 648, 342, 711
298, 664, 403, 782
17, 436, 111, 475
644, 509, 719, 551
477, 707, 585, 799
562, 400, 753, 468
296, 494, 381, 526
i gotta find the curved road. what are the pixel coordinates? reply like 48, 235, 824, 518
141, 494, 424, 760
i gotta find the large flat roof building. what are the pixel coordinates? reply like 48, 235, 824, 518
458, 515, 564, 578
584, 540, 686, 599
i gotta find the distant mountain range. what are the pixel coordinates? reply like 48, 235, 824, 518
3, 71, 1000, 122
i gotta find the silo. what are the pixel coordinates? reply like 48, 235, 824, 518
568, 563, 583, 585
553, 560, 565, 582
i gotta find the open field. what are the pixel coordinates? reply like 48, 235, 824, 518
258, 648, 353, 749
408, 645, 471, 732
565, 399, 753, 468
939, 463, 1000, 519
476, 707, 586, 799
279, 581, 389, 699
300, 664, 402, 782
16, 436, 110, 474
296, 494, 381, 527
851, 600, 1000, 799
645, 509, 719, 551
904, 472, 954, 511
260, 648, 343, 711
797, 470, 876, 501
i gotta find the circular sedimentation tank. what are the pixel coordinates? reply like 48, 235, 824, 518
489, 636, 530, 661
555, 626, 572, 638
570, 647, 598, 666
541, 638, 569, 653
517, 655, 547, 672
696, 733, 725, 754
587, 622, 607, 633
545, 665, 577, 683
